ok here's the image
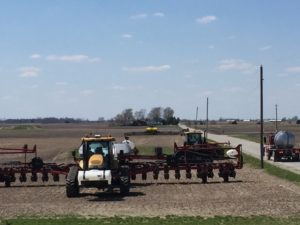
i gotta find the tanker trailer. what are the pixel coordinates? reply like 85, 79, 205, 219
265, 131, 300, 162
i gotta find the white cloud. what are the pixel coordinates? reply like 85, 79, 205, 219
122, 64, 171, 73
153, 12, 165, 17
196, 15, 217, 24
80, 90, 93, 96
286, 67, 300, 73
122, 33, 133, 39
217, 59, 254, 72
46, 54, 100, 63
130, 13, 148, 19
56, 82, 68, 86
259, 45, 272, 51
111, 85, 126, 91
19, 67, 40, 78
31, 54, 41, 59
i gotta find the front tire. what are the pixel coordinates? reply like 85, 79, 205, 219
66, 166, 79, 198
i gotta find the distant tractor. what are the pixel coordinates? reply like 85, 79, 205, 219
66, 135, 132, 198
183, 130, 207, 145
264, 131, 300, 162
145, 126, 158, 134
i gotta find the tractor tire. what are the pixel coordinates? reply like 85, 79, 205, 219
31, 157, 44, 170
120, 166, 130, 196
66, 166, 79, 198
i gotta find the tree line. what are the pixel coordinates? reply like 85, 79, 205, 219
113, 107, 180, 126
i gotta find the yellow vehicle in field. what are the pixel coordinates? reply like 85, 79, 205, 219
145, 126, 158, 134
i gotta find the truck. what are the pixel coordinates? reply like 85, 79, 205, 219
264, 131, 300, 162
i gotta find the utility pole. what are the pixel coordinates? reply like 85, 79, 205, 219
275, 104, 278, 131
206, 97, 209, 131
195, 106, 198, 122
260, 65, 264, 169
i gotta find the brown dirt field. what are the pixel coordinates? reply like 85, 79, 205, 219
0, 123, 299, 218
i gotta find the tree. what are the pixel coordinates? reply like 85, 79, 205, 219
134, 109, 146, 120
114, 108, 134, 125
291, 116, 298, 121
163, 107, 174, 121
148, 107, 162, 122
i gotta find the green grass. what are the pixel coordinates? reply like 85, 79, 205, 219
136, 146, 173, 155
231, 134, 260, 143
1, 216, 300, 225
12, 125, 41, 130
244, 153, 300, 184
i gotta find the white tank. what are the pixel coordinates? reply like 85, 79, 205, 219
274, 131, 295, 149
112, 143, 132, 158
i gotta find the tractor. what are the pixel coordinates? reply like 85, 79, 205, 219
66, 135, 131, 198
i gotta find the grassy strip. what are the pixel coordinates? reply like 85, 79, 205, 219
231, 134, 260, 143
1, 216, 300, 225
136, 146, 173, 155
244, 153, 300, 184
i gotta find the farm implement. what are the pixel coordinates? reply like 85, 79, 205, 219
0, 145, 74, 187
66, 131, 243, 197
0, 131, 243, 196
124, 131, 243, 184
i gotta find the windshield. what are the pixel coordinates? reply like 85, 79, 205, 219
78, 141, 109, 157
187, 133, 202, 145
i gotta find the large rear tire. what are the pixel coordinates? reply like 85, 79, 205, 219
66, 166, 79, 198
119, 166, 130, 196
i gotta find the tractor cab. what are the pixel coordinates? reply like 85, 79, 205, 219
78, 135, 116, 170
67, 134, 131, 197
184, 131, 206, 145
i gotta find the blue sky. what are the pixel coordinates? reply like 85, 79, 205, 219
0, 0, 299, 120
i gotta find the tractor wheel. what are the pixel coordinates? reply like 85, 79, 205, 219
66, 166, 79, 198
31, 157, 44, 170
120, 166, 130, 196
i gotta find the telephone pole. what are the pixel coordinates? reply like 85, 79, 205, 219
260, 65, 264, 169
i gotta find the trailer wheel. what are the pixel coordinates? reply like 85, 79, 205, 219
66, 166, 79, 198
292, 154, 300, 162
273, 152, 280, 162
120, 166, 130, 196
267, 151, 271, 160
